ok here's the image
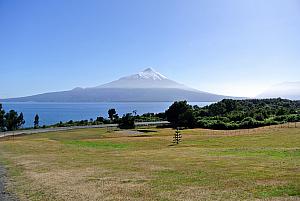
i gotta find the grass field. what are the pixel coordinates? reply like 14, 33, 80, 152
0, 126, 299, 201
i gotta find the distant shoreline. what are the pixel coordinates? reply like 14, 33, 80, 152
1, 102, 213, 128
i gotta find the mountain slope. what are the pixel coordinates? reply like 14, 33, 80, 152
95, 68, 192, 90
257, 82, 300, 100
1, 88, 230, 102
1, 68, 237, 102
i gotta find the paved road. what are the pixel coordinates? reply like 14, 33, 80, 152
0, 121, 170, 138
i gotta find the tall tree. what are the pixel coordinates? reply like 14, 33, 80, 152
165, 101, 195, 128
0, 104, 5, 131
34, 114, 39, 128
5, 110, 18, 131
17, 112, 25, 129
4, 110, 25, 131
108, 108, 117, 122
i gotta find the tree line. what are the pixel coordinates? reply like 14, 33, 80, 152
2, 98, 299, 132
54, 109, 139, 129
165, 98, 300, 129
53, 108, 166, 129
0, 103, 166, 132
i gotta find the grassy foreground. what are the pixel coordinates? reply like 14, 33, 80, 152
0, 126, 299, 201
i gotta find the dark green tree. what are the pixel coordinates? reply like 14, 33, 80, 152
118, 113, 135, 129
108, 108, 117, 122
276, 107, 288, 116
114, 113, 119, 121
0, 104, 5, 131
254, 112, 264, 121
165, 101, 195, 128
34, 114, 39, 128
96, 116, 105, 122
4, 110, 25, 131
17, 112, 25, 129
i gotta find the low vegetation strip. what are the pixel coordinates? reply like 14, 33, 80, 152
0, 127, 299, 200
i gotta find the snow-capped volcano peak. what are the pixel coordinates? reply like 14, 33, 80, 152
96, 67, 192, 90
135, 67, 167, 80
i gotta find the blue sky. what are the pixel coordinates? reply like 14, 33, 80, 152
0, 0, 299, 98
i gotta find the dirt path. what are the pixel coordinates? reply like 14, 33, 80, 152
0, 165, 18, 201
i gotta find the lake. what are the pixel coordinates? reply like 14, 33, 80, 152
2, 102, 213, 128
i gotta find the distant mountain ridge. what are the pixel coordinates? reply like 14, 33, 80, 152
1, 68, 239, 102
257, 81, 300, 100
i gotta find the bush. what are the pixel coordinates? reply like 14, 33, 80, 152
240, 117, 260, 128
118, 113, 135, 129
196, 118, 239, 130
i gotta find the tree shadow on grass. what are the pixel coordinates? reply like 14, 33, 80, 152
136, 129, 157, 133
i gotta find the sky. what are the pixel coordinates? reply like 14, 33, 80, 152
0, 0, 299, 98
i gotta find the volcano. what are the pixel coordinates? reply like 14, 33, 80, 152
1, 68, 236, 102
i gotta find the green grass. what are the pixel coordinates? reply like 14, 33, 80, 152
256, 184, 300, 197
0, 127, 299, 200
63, 140, 129, 149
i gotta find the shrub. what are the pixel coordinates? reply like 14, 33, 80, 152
118, 113, 135, 129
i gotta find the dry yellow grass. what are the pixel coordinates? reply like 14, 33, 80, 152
0, 127, 299, 200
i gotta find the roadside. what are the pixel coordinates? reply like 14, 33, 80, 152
0, 165, 18, 201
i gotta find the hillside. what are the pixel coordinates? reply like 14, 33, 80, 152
1, 88, 229, 102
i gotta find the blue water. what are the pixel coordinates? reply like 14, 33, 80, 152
1, 102, 212, 128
